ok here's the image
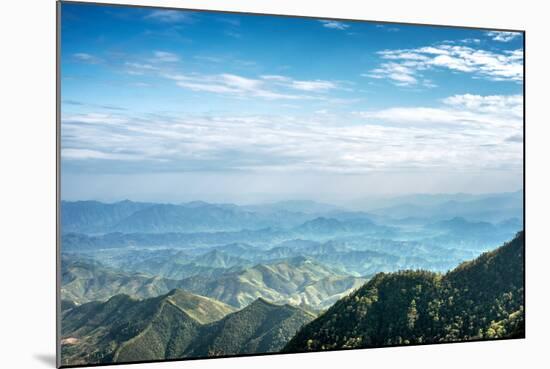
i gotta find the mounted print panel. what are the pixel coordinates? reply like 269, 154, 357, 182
57, 1, 525, 367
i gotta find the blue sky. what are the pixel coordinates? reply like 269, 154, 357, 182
60, 2, 524, 204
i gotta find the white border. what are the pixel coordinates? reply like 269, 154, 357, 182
1, 1, 548, 369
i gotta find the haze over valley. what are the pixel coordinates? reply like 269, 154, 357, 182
60, 191, 523, 365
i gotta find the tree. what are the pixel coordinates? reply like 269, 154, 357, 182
407, 299, 418, 330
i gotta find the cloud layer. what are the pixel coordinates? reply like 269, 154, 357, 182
62, 93, 522, 177
159, 72, 340, 100
365, 44, 523, 86
486, 31, 522, 42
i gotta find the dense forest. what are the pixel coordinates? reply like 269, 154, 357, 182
284, 232, 524, 352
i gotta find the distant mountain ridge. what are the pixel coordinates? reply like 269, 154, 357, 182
244, 200, 341, 214
353, 190, 522, 210
62, 192, 522, 235
293, 217, 378, 235
369, 191, 523, 222
61, 200, 153, 234
112, 203, 265, 233
61, 199, 340, 234
60, 215, 391, 251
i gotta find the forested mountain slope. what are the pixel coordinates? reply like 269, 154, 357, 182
60, 290, 235, 365
60, 289, 314, 366
284, 232, 524, 352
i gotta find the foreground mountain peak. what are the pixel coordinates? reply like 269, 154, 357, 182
284, 232, 524, 352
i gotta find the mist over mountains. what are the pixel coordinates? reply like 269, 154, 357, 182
60, 191, 523, 365
61, 191, 522, 234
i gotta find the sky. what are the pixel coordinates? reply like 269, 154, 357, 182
60, 2, 524, 205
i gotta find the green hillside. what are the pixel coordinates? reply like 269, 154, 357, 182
60, 289, 314, 365
61, 255, 364, 310
60, 289, 235, 366
284, 232, 524, 352
178, 257, 366, 309
186, 298, 315, 357
61, 258, 182, 304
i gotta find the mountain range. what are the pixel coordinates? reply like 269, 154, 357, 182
176, 256, 366, 309
59, 195, 524, 366
284, 231, 524, 352
60, 231, 524, 366
61, 255, 365, 310
61, 193, 522, 235
368, 191, 523, 223
61, 257, 182, 304
61, 200, 328, 234
60, 289, 313, 366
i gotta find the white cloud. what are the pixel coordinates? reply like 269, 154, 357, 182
221, 74, 263, 91
319, 20, 350, 30
73, 53, 101, 64
375, 24, 400, 32
124, 62, 158, 75
61, 149, 139, 161
152, 51, 180, 62
442, 94, 523, 117
366, 44, 523, 86
175, 81, 238, 94
193, 55, 224, 63
260, 75, 338, 92
73, 53, 93, 60
378, 51, 429, 61
163, 72, 305, 100
63, 113, 128, 125
224, 30, 242, 39
61, 94, 522, 176
121, 51, 342, 99
160, 71, 340, 100
430, 54, 475, 72
125, 51, 180, 75
486, 31, 522, 42
363, 63, 418, 86
357, 94, 522, 128
261, 75, 291, 82
290, 80, 337, 92
422, 79, 437, 88
144, 10, 192, 23
457, 38, 481, 44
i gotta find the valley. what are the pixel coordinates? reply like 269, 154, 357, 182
60, 193, 524, 366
